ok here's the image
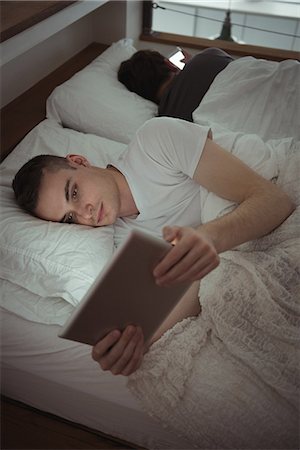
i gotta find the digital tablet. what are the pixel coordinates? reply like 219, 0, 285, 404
168, 47, 185, 70
59, 230, 191, 346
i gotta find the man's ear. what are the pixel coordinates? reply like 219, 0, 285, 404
66, 154, 91, 168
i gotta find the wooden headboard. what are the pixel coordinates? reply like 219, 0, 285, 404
0, 42, 108, 162
0, 1, 77, 42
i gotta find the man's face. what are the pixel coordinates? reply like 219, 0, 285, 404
35, 156, 121, 227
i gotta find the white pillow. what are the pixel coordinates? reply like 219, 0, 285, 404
46, 39, 158, 144
0, 119, 126, 306
1, 279, 73, 326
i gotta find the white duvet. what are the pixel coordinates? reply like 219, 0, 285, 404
193, 56, 300, 141
128, 56, 300, 449
128, 144, 300, 450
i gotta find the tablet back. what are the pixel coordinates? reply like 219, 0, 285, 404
59, 230, 191, 346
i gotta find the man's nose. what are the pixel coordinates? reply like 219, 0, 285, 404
77, 203, 93, 219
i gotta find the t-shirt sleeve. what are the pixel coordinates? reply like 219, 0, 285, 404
135, 117, 210, 178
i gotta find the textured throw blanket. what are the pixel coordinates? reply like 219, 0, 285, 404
128, 147, 300, 449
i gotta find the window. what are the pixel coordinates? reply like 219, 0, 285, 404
150, 0, 300, 52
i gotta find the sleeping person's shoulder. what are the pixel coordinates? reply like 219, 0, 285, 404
192, 47, 233, 63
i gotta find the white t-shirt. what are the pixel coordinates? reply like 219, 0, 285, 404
113, 117, 210, 247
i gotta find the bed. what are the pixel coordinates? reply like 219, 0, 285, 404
1, 38, 299, 449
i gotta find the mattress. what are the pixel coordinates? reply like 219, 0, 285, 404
0, 292, 190, 449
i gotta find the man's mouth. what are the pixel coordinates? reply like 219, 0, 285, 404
97, 203, 104, 224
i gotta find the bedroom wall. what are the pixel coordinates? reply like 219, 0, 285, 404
0, 0, 199, 109
0, 1, 127, 108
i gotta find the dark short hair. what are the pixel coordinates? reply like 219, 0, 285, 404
12, 154, 74, 215
118, 50, 172, 103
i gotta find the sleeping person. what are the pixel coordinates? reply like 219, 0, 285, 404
118, 47, 233, 122
12, 117, 295, 376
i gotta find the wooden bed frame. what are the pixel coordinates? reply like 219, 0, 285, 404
1, 395, 137, 450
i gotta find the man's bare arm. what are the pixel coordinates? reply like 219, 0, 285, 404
153, 138, 295, 285
194, 138, 295, 253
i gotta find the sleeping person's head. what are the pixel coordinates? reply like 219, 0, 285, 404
12, 154, 124, 227
118, 49, 178, 104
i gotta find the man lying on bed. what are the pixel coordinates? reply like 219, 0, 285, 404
12, 117, 295, 376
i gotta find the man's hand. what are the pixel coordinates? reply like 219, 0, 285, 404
181, 48, 192, 64
153, 225, 219, 286
91, 325, 145, 376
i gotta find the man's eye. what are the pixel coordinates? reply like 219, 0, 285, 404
66, 213, 74, 224
72, 187, 78, 200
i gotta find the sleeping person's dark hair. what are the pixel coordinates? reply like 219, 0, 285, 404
12, 154, 74, 215
118, 50, 174, 103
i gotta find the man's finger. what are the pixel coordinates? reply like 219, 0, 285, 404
91, 329, 121, 362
